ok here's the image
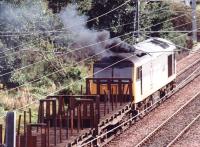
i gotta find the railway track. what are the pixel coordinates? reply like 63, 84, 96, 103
105, 54, 200, 147
176, 57, 200, 84
10, 52, 199, 147
135, 92, 200, 147
167, 112, 200, 147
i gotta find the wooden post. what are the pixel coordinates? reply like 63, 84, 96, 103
46, 101, 50, 120
59, 115, 62, 143
24, 111, 26, 135
17, 115, 21, 135
90, 102, 94, 128
121, 84, 125, 103
107, 90, 110, 114
104, 90, 107, 116
96, 95, 100, 123
119, 80, 122, 106
81, 85, 83, 95
129, 80, 133, 101
70, 109, 73, 134
53, 100, 57, 146
0, 124, 2, 144
26, 125, 31, 147
28, 108, 31, 123
47, 121, 50, 147
77, 105, 80, 133
66, 110, 69, 139
5, 111, 16, 147
80, 103, 83, 130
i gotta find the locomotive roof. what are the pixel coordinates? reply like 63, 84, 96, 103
134, 37, 175, 56
97, 37, 176, 66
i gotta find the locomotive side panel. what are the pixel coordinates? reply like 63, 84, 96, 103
151, 54, 168, 92
134, 52, 176, 103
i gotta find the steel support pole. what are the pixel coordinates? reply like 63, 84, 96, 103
133, 0, 140, 43
192, 0, 197, 42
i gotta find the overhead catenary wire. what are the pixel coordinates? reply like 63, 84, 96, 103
0, 8, 195, 80
80, 70, 200, 147
0, 0, 132, 35
0, 0, 195, 35
1, 28, 199, 118
0, 4, 176, 79
20, 27, 194, 54
0, 36, 134, 117
0, 35, 133, 94
0, 1, 196, 64
0, 1, 199, 116
3, 45, 200, 119
1, 14, 194, 56
0, 5, 171, 35
0, 22, 134, 59
0, 1, 170, 59
0, 0, 132, 56
0, 32, 133, 78
0, 11, 196, 101
0, 0, 187, 35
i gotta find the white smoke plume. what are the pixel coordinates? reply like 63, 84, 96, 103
59, 5, 111, 56
59, 5, 135, 57
0, 1, 135, 56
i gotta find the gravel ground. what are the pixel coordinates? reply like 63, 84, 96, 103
176, 53, 200, 72
106, 53, 200, 147
172, 117, 200, 147
141, 95, 200, 147
176, 60, 200, 84
107, 76, 200, 147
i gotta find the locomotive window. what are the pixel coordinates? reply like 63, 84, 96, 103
94, 64, 132, 79
136, 66, 143, 94
173, 54, 175, 74
113, 67, 132, 78
94, 67, 112, 78
136, 66, 142, 80
168, 55, 173, 77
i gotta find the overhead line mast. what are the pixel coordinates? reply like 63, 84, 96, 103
192, 0, 197, 42
133, 0, 140, 43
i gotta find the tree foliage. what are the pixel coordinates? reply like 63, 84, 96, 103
86, 1, 188, 45
0, 0, 86, 110
87, 0, 134, 38
0, 0, 190, 111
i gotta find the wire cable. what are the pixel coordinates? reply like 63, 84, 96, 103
0, 8, 194, 79
1, 28, 199, 117
0, 35, 133, 94
0, 5, 171, 35
0, 1, 198, 116
0, 9, 196, 102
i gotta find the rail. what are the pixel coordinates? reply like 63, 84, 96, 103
80, 63, 200, 146
167, 113, 200, 147
134, 92, 200, 147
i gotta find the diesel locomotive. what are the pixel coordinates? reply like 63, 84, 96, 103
88, 37, 176, 113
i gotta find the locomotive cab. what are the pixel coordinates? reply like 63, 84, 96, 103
94, 56, 133, 79
86, 56, 134, 102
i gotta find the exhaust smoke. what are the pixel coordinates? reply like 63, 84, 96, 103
59, 5, 136, 57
